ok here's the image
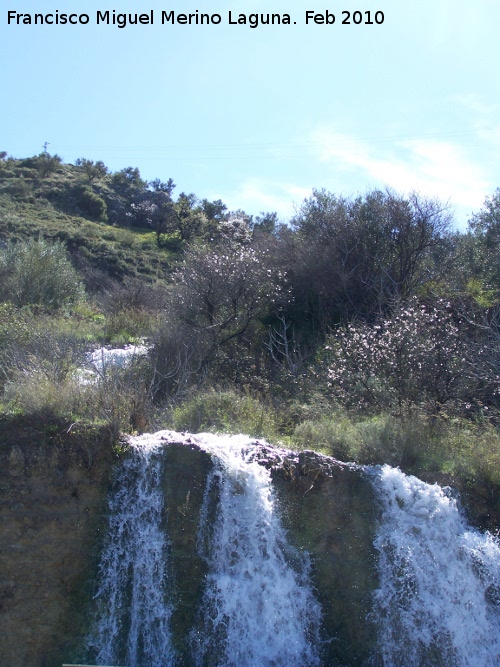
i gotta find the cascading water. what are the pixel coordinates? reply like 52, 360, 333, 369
89, 344, 149, 374
77, 344, 149, 384
84, 430, 500, 667
86, 435, 176, 667
86, 432, 322, 667
370, 464, 500, 667
190, 433, 322, 667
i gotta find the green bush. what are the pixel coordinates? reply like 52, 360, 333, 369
292, 412, 395, 461
290, 407, 500, 498
292, 414, 361, 459
1, 177, 34, 200
0, 303, 32, 348
18, 153, 62, 178
0, 237, 85, 309
169, 388, 280, 439
75, 185, 108, 222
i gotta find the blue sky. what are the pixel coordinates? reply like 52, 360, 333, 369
2, 0, 500, 228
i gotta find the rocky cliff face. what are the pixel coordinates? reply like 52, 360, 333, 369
0, 429, 380, 666
158, 439, 379, 666
2, 427, 498, 666
0, 416, 119, 667
272, 451, 379, 666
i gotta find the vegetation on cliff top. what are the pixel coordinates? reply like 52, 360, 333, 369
1, 150, 499, 529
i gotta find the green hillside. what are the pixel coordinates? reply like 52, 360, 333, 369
1, 151, 499, 530
0, 154, 179, 283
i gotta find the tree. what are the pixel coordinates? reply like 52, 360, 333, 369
129, 189, 205, 246
75, 158, 109, 183
201, 198, 228, 222
32, 152, 62, 178
469, 188, 500, 247
174, 193, 206, 242
468, 189, 500, 299
75, 184, 108, 221
282, 188, 452, 333
171, 243, 284, 357
0, 238, 84, 309
201, 198, 228, 241
217, 210, 253, 245
111, 166, 147, 197
253, 211, 279, 237
129, 191, 177, 246
149, 178, 176, 196
326, 298, 472, 416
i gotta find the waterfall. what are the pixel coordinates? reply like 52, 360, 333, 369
86, 435, 176, 667
191, 433, 322, 667
88, 344, 149, 373
84, 431, 499, 667
86, 432, 322, 666
371, 464, 500, 667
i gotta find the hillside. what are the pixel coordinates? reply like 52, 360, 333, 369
0, 154, 178, 284
0, 151, 499, 532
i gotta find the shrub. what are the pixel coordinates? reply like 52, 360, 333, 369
148, 320, 203, 402
1, 177, 34, 200
172, 243, 285, 356
292, 414, 361, 459
3, 351, 152, 433
292, 412, 402, 462
169, 388, 280, 439
75, 185, 108, 222
326, 298, 472, 416
75, 158, 109, 183
0, 238, 85, 309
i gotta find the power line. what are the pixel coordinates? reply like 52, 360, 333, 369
53, 127, 485, 155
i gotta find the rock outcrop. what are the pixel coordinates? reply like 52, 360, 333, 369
158, 439, 379, 666
0, 416, 119, 667
0, 430, 387, 666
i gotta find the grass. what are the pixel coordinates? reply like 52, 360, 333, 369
161, 388, 500, 529
3, 356, 153, 434
169, 388, 282, 439
0, 193, 175, 283
165, 387, 500, 487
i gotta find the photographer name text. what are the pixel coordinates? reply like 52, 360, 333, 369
6, 9, 385, 29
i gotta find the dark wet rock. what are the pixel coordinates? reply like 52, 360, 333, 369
271, 450, 380, 666
161, 442, 214, 663
160, 439, 380, 666
0, 415, 119, 667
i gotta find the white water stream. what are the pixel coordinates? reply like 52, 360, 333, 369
78, 344, 149, 384
86, 437, 176, 667
190, 433, 322, 667
371, 465, 500, 667
88, 344, 149, 373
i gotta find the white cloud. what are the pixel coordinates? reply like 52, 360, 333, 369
212, 179, 311, 219
208, 116, 497, 229
454, 95, 500, 150
309, 127, 492, 224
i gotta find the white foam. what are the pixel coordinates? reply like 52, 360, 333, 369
372, 464, 500, 667
88, 344, 149, 373
191, 433, 322, 667
86, 438, 176, 666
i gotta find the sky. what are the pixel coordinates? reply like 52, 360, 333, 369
2, 0, 500, 228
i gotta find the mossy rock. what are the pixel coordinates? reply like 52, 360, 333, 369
272, 451, 380, 666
